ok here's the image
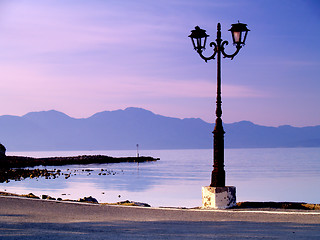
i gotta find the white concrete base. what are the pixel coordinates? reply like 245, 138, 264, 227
202, 186, 236, 209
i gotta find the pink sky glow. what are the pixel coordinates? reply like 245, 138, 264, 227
0, 0, 319, 127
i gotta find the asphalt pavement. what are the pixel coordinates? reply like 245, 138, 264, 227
0, 196, 319, 239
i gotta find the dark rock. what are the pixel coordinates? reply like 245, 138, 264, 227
0, 168, 62, 183
78, 196, 98, 204
235, 201, 318, 210
41, 194, 56, 200
22, 193, 40, 199
117, 200, 151, 207
0, 143, 6, 159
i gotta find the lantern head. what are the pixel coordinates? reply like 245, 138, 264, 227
228, 22, 250, 46
189, 26, 209, 51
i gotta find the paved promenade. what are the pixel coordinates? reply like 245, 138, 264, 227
0, 196, 319, 239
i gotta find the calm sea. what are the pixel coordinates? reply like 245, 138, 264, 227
1, 148, 320, 208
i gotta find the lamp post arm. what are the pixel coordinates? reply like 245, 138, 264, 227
221, 41, 242, 60
196, 42, 218, 63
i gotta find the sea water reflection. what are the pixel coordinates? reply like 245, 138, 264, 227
1, 148, 319, 207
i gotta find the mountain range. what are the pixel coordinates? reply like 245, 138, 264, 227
0, 107, 319, 151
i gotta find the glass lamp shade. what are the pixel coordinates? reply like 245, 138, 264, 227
228, 22, 250, 46
188, 26, 209, 50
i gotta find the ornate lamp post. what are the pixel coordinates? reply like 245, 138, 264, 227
189, 22, 249, 207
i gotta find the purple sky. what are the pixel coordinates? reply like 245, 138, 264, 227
0, 0, 319, 127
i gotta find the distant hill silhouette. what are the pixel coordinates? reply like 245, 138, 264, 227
0, 107, 319, 151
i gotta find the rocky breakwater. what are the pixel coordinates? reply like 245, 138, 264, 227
0, 168, 62, 183
0, 155, 159, 169
0, 154, 159, 183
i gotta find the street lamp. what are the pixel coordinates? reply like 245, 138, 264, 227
189, 22, 249, 188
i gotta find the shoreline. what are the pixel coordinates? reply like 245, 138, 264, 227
1, 191, 319, 211
1, 193, 320, 217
